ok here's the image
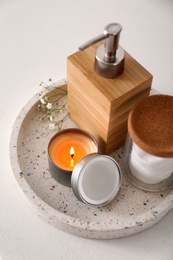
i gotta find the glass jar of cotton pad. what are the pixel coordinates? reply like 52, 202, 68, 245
123, 94, 173, 192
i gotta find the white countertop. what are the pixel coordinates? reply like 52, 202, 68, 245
1, 0, 173, 259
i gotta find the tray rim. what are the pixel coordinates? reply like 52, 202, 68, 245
9, 78, 173, 239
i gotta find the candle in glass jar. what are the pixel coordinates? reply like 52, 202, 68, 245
48, 128, 122, 205
49, 131, 97, 170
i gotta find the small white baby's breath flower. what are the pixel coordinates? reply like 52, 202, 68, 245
48, 123, 55, 130
49, 115, 54, 121
38, 79, 68, 131
45, 96, 49, 102
40, 98, 46, 105
46, 102, 52, 109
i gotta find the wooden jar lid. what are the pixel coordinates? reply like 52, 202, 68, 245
128, 94, 173, 157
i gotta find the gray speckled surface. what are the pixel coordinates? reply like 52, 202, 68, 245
9, 79, 173, 239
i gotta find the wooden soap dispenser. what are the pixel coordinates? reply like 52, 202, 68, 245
67, 23, 153, 154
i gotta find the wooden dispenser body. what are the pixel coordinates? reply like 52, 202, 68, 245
67, 43, 153, 154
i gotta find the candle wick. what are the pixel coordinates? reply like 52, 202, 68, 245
70, 155, 75, 167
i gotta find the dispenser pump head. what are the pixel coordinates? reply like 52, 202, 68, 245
79, 23, 125, 78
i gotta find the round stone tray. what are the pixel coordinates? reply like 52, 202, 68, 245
10, 79, 173, 239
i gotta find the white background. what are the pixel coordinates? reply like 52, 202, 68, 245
0, 0, 173, 259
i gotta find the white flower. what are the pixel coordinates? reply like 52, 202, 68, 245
46, 102, 52, 109
48, 123, 55, 130
44, 96, 49, 102
49, 115, 54, 121
40, 98, 46, 105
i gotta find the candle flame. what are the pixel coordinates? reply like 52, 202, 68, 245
70, 147, 75, 157
70, 147, 75, 168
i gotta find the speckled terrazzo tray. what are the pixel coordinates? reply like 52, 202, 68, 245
10, 79, 173, 239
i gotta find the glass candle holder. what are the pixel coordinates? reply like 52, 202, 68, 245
48, 128, 122, 206
123, 95, 173, 192
48, 128, 98, 187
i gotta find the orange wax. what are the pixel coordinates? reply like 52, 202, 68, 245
48, 132, 98, 171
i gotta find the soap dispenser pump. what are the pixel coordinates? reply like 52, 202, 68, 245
67, 22, 153, 154
79, 23, 125, 78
